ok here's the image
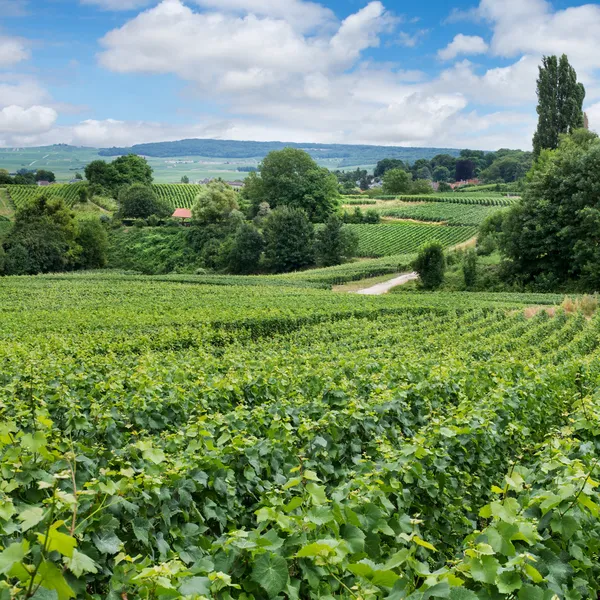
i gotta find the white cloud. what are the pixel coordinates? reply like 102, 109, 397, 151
0, 35, 29, 66
477, 0, 600, 72
0, 78, 50, 107
193, 0, 335, 32
98, 0, 390, 79
438, 34, 488, 61
435, 56, 539, 105
80, 0, 153, 10
0, 105, 56, 134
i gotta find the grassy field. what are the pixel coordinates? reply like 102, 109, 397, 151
0, 146, 368, 184
1, 272, 598, 598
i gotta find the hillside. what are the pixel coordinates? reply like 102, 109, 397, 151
98, 138, 462, 164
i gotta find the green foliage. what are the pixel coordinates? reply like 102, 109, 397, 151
533, 54, 585, 157
263, 206, 314, 272
314, 215, 358, 267
380, 203, 504, 226
500, 130, 600, 290
85, 154, 153, 196
75, 218, 108, 269
192, 181, 239, 225
228, 223, 264, 274
414, 241, 446, 289
410, 179, 435, 194
0, 273, 594, 599
462, 249, 478, 289
374, 158, 407, 178
107, 227, 203, 274
243, 148, 339, 222
119, 184, 170, 219
383, 168, 412, 194
2, 194, 80, 275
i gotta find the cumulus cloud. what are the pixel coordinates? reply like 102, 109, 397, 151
477, 0, 600, 72
0, 78, 50, 107
438, 34, 488, 61
0, 35, 29, 66
0, 105, 57, 134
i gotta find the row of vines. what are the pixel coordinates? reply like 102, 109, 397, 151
0, 276, 598, 599
345, 222, 478, 256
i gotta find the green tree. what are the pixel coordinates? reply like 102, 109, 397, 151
119, 184, 169, 219
243, 148, 339, 222
432, 166, 450, 182
383, 169, 412, 194
192, 181, 239, 226
374, 159, 406, 178
410, 179, 434, 195
532, 54, 585, 157
85, 154, 153, 196
84, 160, 120, 194
228, 223, 264, 274
35, 169, 56, 183
414, 242, 446, 290
2, 194, 80, 275
462, 249, 478, 289
181, 176, 190, 184
314, 215, 358, 267
263, 206, 314, 273
76, 218, 108, 269
112, 154, 153, 187
500, 129, 600, 289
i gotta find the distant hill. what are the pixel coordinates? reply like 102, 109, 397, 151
98, 138, 462, 166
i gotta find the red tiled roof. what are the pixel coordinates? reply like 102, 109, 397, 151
172, 208, 192, 219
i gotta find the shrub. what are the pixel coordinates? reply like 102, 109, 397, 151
119, 184, 169, 219
76, 218, 108, 269
414, 242, 446, 290
315, 215, 358, 267
263, 206, 314, 273
462, 249, 478, 289
227, 223, 264, 274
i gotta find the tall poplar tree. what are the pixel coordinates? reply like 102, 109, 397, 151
532, 54, 585, 157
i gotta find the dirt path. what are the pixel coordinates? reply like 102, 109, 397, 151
354, 272, 418, 295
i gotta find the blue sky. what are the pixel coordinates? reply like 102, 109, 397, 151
1, 0, 599, 150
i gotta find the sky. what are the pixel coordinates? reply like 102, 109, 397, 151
0, 0, 599, 150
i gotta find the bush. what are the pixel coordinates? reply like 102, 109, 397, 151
76, 218, 108, 269
228, 223, 264, 274
119, 184, 169, 219
192, 181, 239, 226
314, 215, 358, 267
462, 249, 478, 289
263, 206, 314, 273
413, 242, 446, 290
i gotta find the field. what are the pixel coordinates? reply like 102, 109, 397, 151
346, 222, 477, 256
0, 273, 599, 599
2, 183, 202, 212
343, 200, 504, 227
376, 194, 517, 207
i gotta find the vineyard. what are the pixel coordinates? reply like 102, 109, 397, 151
347, 222, 477, 256
374, 194, 517, 206
153, 183, 204, 209
377, 202, 505, 226
2, 183, 204, 211
0, 274, 599, 599
5, 183, 87, 208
